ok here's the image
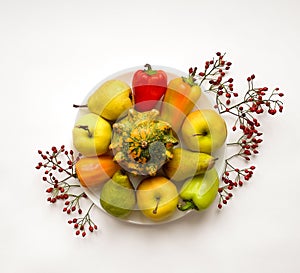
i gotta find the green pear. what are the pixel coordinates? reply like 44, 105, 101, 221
163, 148, 216, 182
100, 170, 136, 218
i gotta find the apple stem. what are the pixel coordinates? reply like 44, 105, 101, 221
152, 197, 160, 214
76, 125, 92, 138
73, 104, 88, 108
192, 132, 208, 137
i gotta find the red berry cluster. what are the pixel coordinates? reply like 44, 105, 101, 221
217, 165, 256, 209
193, 52, 284, 208
36, 145, 98, 237
67, 203, 98, 237
189, 52, 232, 86
35, 145, 80, 202
62, 192, 87, 214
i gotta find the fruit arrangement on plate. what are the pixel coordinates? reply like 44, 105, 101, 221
72, 64, 227, 224
36, 52, 284, 235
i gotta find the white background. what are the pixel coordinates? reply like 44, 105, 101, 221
1, 0, 299, 272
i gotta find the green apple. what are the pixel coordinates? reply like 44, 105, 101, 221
137, 177, 179, 221
73, 113, 112, 156
181, 109, 227, 154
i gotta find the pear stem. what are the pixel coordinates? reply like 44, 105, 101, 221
76, 125, 92, 137
73, 104, 88, 108
152, 196, 160, 214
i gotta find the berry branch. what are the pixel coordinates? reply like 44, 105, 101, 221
67, 203, 98, 237
189, 52, 284, 208
35, 145, 98, 236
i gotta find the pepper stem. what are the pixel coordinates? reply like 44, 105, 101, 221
144, 63, 157, 76
177, 200, 198, 211
182, 76, 196, 87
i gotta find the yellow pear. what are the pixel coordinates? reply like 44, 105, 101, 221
163, 148, 216, 182
88, 79, 133, 121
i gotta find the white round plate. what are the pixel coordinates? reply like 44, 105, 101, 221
74, 66, 226, 225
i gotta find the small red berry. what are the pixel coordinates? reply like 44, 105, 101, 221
244, 150, 251, 155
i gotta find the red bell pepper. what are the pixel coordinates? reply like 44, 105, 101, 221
132, 64, 167, 112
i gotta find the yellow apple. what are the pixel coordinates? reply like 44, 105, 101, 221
136, 177, 179, 221
73, 113, 112, 156
181, 109, 227, 154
